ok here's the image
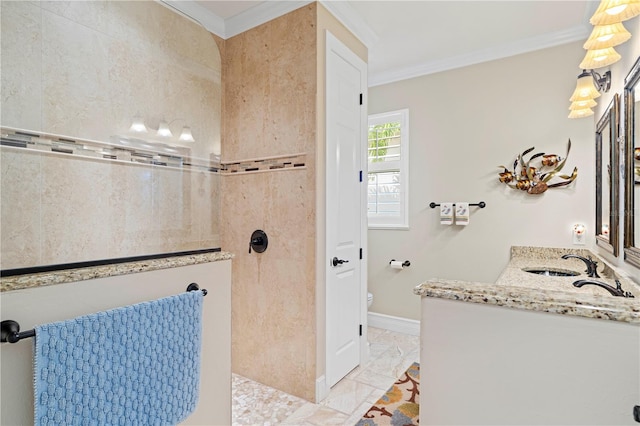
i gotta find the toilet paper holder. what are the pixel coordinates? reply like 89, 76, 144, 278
389, 259, 411, 267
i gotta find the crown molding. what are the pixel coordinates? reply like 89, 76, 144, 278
159, 0, 313, 39
319, 0, 378, 49
159, 0, 226, 38
370, 24, 591, 87
160, 0, 378, 48
225, 1, 313, 39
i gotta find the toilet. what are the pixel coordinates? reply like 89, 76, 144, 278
367, 292, 373, 309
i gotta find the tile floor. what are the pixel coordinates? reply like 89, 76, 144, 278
232, 327, 420, 425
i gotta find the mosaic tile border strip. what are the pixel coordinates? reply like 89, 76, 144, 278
220, 153, 306, 175
1, 128, 306, 175
0, 127, 220, 173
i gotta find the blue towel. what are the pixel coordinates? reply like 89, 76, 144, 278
33, 290, 203, 425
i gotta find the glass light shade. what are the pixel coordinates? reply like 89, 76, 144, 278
569, 99, 597, 110
568, 107, 595, 119
570, 74, 601, 101
129, 116, 148, 133
579, 46, 621, 69
590, 0, 640, 25
583, 22, 631, 49
157, 120, 173, 138
179, 126, 195, 142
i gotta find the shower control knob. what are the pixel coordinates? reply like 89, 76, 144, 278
332, 257, 349, 267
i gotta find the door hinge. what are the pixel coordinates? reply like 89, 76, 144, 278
359, 93, 363, 105
359, 170, 363, 182
359, 324, 363, 336
359, 248, 363, 259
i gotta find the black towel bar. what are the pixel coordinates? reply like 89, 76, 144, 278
0, 320, 35, 343
429, 201, 486, 209
1, 283, 207, 344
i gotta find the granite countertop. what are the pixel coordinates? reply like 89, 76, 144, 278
414, 246, 640, 324
0, 251, 234, 292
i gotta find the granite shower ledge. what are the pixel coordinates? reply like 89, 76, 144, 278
0, 251, 234, 292
414, 279, 640, 324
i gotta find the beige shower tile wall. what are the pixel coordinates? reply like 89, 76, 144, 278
2, 0, 221, 159
222, 170, 316, 401
223, 4, 316, 161
0, 150, 43, 267
221, 4, 318, 401
1, 149, 221, 269
0, 0, 222, 269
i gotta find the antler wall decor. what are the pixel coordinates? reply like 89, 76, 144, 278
498, 139, 578, 195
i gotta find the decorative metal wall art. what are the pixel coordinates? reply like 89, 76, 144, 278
498, 139, 578, 194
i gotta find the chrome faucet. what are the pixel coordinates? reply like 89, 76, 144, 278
561, 254, 600, 278
573, 279, 635, 298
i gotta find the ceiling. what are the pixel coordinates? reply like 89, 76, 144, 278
163, 0, 598, 86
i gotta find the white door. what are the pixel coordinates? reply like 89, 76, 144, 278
325, 31, 367, 388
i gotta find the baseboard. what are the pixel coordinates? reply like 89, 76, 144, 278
367, 312, 420, 336
315, 375, 329, 403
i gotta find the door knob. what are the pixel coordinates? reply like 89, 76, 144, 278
332, 257, 349, 267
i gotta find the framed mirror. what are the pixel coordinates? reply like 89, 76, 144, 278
595, 93, 619, 256
624, 56, 640, 268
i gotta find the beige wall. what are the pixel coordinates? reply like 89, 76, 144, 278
221, 4, 318, 401
368, 42, 595, 320
0, 0, 222, 269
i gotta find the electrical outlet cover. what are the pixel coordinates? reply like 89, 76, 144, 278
572, 223, 586, 245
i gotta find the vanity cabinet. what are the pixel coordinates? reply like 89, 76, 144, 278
416, 247, 640, 425
420, 297, 639, 426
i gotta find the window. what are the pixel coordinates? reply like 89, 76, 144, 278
367, 109, 409, 229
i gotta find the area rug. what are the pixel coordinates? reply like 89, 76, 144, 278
356, 362, 419, 426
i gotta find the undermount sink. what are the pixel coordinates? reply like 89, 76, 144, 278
522, 268, 580, 277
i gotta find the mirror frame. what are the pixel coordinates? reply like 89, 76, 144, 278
595, 93, 620, 257
624, 56, 640, 268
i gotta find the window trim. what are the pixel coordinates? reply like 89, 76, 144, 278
367, 109, 409, 230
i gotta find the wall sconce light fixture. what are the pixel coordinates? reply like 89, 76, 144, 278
570, 98, 598, 109
568, 99, 597, 119
583, 22, 631, 50
582, 0, 637, 70
579, 46, 622, 69
568, 0, 635, 119
128, 117, 195, 143
157, 120, 173, 138
178, 127, 194, 142
129, 115, 148, 133
568, 107, 595, 119
590, 0, 640, 25
568, 69, 611, 118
